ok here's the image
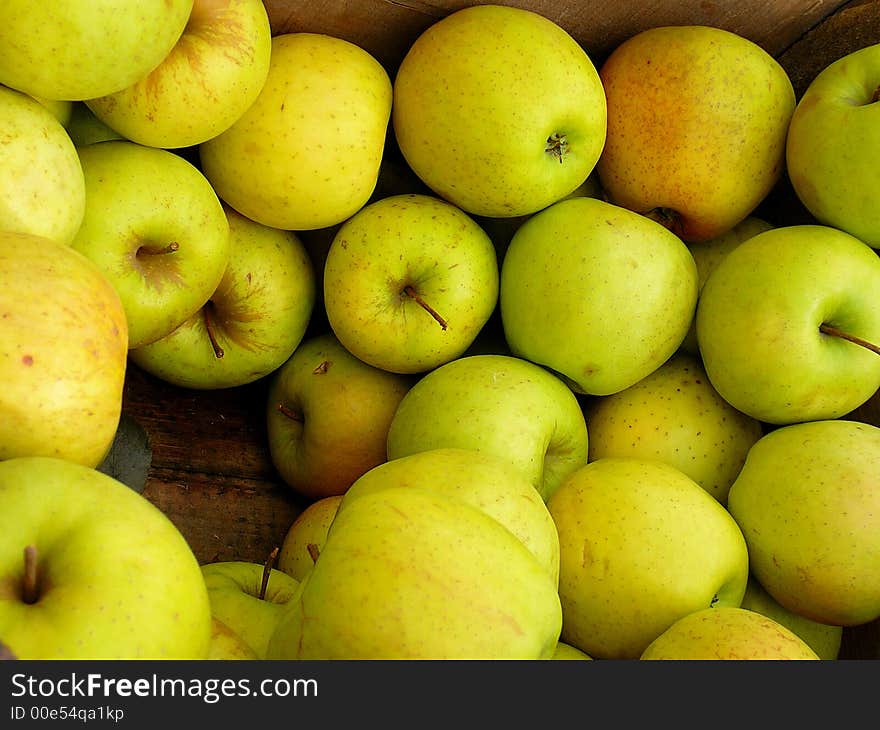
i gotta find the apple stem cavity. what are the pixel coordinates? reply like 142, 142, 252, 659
403, 285, 448, 330
871, 85, 880, 104
820, 323, 880, 356
22, 545, 39, 605
138, 241, 180, 257
259, 547, 279, 601
277, 403, 303, 422
203, 304, 225, 359
545, 132, 569, 163
645, 207, 685, 236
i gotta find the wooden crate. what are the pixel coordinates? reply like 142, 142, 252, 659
121, 0, 880, 659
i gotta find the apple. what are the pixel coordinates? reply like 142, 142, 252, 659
265, 487, 562, 659
597, 25, 795, 242
640, 607, 820, 660
547, 457, 749, 659
71, 140, 231, 349
0, 231, 128, 467
740, 575, 842, 660
0, 0, 193, 101
199, 32, 392, 231
340, 447, 561, 585
583, 352, 764, 504
323, 193, 500, 374
726, 419, 880, 627
65, 103, 125, 147
392, 4, 606, 218
27, 95, 73, 127
0, 85, 85, 245
277, 495, 343, 582
85, 0, 272, 149
201, 559, 300, 659
0, 456, 212, 659
386, 353, 590, 502
679, 216, 774, 356
500, 196, 698, 396
206, 617, 259, 660
695, 224, 880, 424
128, 205, 315, 390
785, 42, 880, 248
266, 332, 413, 501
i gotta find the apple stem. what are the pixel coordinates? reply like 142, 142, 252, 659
277, 403, 303, 422
307, 543, 320, 564
403, 285, 448, 330
203, 305, 225, 359
820, 323, 880, 356
22, 545, 39, 605
139, 241, 180, 256
545, 132, 569, 163
645, 207, 685, 237
258, 546, 279, 601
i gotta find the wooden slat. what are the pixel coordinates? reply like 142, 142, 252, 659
263, 0, 850, 72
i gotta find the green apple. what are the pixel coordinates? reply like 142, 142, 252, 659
86, 0, 272, 149
266, 332, 413, 501
340, 447, 561, 585
201, 560, 300, 659
200, 32, 392, 231
265, 487, 562, 659
740, 575, 842, 660
547, 457, 749, 659
727, 419, 880, 626
0, 456, 212, 659
597, 24, 795, 243
500, 196, 698, 396
0, 86, 85, 245
640, 607, 820, 660
65, 103, 125, 147
785, 42, 880, 248
679, 216, 774, 356
206, 617, 259, 660
551, 642, 593, 660
323, 193, 500, 374
386, 353, 589, 502
128, 205, 315, 389
392, 4, 606, 218
695, 224, 880, 424
277, 495, 343, 582
0, 231, 128, 467
71, 140, 230, 349
584, 352, 763, 504
0, 0, 193, 101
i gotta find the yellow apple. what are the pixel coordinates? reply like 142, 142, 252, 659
547, 457, 749, 659
0, 86, 85, 245
277, 495, 343, 582
265, 488, 562, 659
86, 0, 272, 149
206, 617, 259, 660
0, 0, 194, 101
640, 607, 820, 660
200, 32, 392, 230
392, 4, 606, 218
584, 352, 763, 503
597, 25, 795, 242
0, 231, 128, 467
340, 447, 561, 585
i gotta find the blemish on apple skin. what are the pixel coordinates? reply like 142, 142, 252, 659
313, 360, 330, 375
21, 355, 33, 366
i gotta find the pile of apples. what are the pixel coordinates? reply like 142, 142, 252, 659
1, 0, 879, 661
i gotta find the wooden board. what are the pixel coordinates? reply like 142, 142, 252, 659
124, 0, 880, 659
